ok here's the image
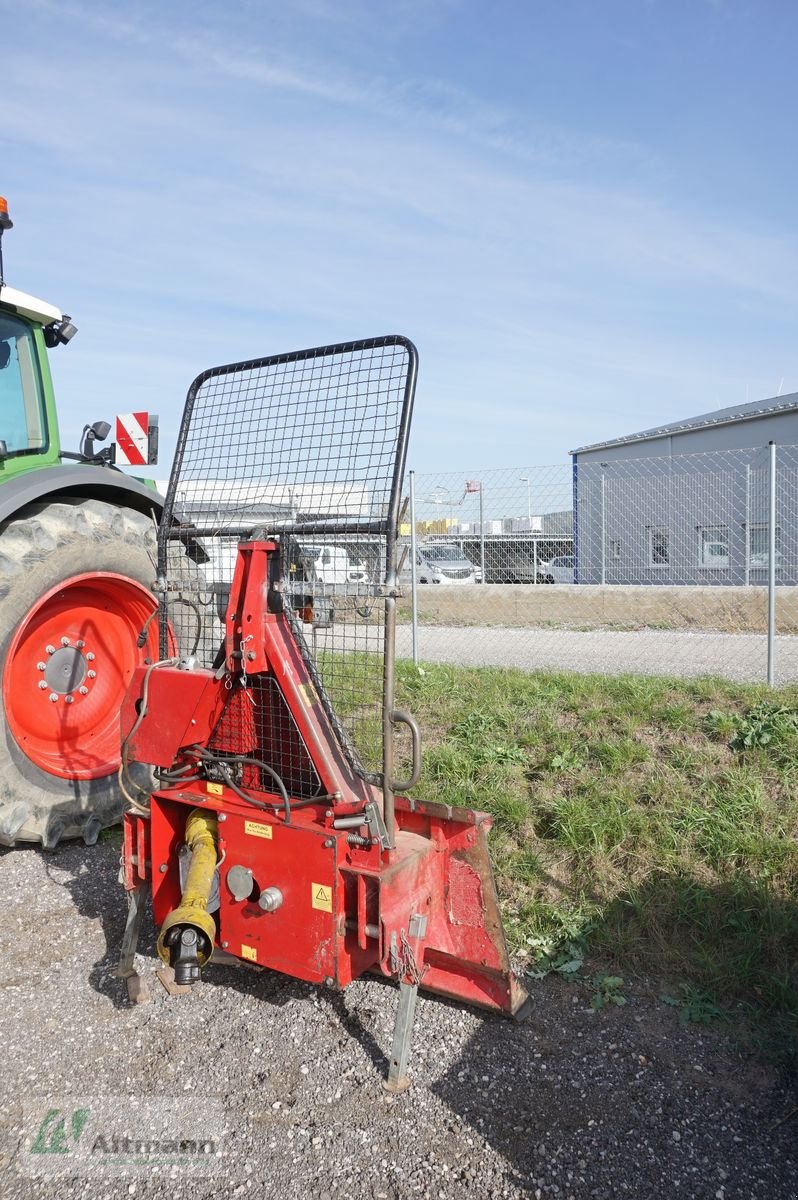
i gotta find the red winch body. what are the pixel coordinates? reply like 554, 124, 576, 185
121, 539, 527, 1023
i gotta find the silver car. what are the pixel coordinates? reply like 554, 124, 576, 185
542, 555, 575, 584
416, 544, 476, 584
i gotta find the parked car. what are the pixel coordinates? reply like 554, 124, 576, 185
541, 555, 575, 584
298, 543, 349, 587
482, 548, 539, 584
346, 553, 370, 584
415, 543, 477, 584
298, 543, 368, 588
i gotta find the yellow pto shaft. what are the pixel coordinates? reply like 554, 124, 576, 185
156, 809, 218, 981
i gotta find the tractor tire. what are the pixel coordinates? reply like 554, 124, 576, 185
0, 498, 196, 849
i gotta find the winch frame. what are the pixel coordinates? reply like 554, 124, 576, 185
118, 336, 529, 1089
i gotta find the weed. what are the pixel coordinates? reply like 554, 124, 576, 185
706, 700, 798, 751
661, 984, 723, 1026
548, 747, 584, 773
704, 708, 739, 741
526, 936, 586, 980
591, 974, 627, 1009
730, 701, 798, 750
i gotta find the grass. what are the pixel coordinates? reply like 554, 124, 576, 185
391, 661, 798, 1058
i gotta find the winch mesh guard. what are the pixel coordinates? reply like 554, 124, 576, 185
158, 336, 418, 779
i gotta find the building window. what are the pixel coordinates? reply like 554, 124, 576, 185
749, 524, 782, 571
699, 526, 730, 570
610, 540, 620, 559
648, 527, 669, 567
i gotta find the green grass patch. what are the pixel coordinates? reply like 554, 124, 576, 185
393, 660, 798, 1055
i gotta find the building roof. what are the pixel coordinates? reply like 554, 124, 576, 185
572, 390, 798, 455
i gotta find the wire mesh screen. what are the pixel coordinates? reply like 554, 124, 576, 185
159, 336, 417, 778
207, 676, 323, 800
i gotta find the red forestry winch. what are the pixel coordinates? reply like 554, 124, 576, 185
118, 336, 528, 1089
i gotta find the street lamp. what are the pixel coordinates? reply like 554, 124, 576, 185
520, 475, 532, 528
520, 475, 537, 584
464, 480, 485, 583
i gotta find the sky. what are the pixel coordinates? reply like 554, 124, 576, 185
4, 0, 798, 476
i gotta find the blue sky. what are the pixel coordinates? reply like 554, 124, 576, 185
4, 0, 798, 473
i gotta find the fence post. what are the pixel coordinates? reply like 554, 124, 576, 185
479, 484, 486, 584
767, 442, 776, 686
600, 471, 606, 586
572, 455, 579, 585
409, 470, 419, 667
744, 464, 751, 588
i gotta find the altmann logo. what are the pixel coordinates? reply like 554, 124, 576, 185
31, 1108, 90, 1155
21, 1097, 225, 1177
29, 1108, 216, 1160
92, 1134, 217, 1157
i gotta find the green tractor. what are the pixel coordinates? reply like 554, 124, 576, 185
0, 194, 179, 849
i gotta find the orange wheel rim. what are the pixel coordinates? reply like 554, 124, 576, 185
3, 572, 161, 780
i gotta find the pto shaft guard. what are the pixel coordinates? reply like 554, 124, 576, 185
156, 809, 218, 983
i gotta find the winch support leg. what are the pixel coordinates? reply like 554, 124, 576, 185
383, 981, 419, 1093
118, 882, 146, 989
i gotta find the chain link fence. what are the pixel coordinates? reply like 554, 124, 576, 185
397, 444, 798, 685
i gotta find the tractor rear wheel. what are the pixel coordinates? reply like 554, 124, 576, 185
0, 498, 186, 849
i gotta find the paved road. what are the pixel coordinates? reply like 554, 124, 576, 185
400, 625, 798, 684
321, 624, 798, 684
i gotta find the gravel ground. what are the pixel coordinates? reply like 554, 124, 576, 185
1, 840, 797, 1200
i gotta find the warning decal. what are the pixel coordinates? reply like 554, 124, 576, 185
206, 782, 223, 796
311, 883, 332, 912
115, 411, 149, 466
244, 820, 273, 839
241, 945, 258, 961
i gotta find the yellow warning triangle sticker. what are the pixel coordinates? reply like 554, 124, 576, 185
311, 882, 332, 912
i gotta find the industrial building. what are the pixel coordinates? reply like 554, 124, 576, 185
571, 391, 798, 585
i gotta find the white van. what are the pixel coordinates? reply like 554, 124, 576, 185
298, 543, 351, 587
298, 543, 371, 588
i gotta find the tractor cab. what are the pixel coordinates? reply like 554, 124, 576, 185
0, 198, 157, 475
0, 288, 69, 474
0, 196, 77, 477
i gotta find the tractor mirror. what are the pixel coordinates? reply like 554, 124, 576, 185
0, 440, 7, 460
147, 414, 159, 465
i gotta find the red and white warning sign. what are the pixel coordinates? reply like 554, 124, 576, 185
115, 412, 149, 466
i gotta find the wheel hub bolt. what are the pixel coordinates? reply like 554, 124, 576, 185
64, 695, 74, 705
79, 686, 89, 696
76, 640, 85, 649
45, 645, 55, 655
38, 681, 47, 691
49, 693, 58, 702
86, 652, 95, 662
87, 670, 96, 679
61, 637, 70, 647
